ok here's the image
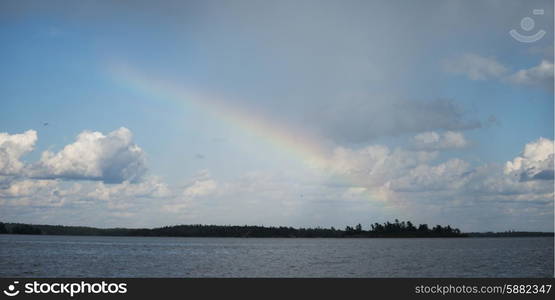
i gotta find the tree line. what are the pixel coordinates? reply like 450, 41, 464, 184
0, 220, 468, 238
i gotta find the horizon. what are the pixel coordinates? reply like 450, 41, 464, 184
1, 220, 554, 233
1, 0, 554, 232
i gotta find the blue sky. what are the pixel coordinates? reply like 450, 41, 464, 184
0, 0, 553, 231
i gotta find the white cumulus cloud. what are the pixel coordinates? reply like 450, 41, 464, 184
505, 137, 554, 181
0, 130, 37, 175
31, 127, 147, 183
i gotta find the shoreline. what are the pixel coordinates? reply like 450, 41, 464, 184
1, 222, 552, 238
1, 233, 553, 238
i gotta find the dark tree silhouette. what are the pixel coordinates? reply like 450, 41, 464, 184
0, 220, 466, 238
11, 224, 42, 235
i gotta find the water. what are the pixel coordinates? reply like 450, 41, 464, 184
0, 235, 552, 277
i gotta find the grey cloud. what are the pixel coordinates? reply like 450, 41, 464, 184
520, 169, 554, 181
310, 97, 480, 143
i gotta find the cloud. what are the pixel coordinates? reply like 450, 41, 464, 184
30, 127, 147, 183
160, 171, 219, 213
0, 128, 157, 210
412, 131, 468, 150
84, 177, 172, 211
443, 53, 508, 80
316, 145, 438, 189
1, 175, 171, 211
389, 159, 471, 192
183, 179, 217, 198
505, 137, 554, 181
469, 167, 553, 198
444, 53, 553, 92
317, 144, 472, 195
1, 136, 552, 231
312, 136, 552, 206
506, 60, 554, 91
161, 180, 217, 213
0, 179, 58, 199
0, 130, 551, 231
0, 179, 80, 207
314, 97, 480, 143
87, 177, 171, 201
0, 130, 37, 175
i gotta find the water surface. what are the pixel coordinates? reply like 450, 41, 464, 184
0, 235, 552, 277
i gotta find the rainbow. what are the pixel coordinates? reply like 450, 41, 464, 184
107, 63, 333, 170
105, 63, 406, 207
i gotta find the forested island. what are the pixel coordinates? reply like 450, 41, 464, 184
1, 220, 466, 238
0, 220, 552, 238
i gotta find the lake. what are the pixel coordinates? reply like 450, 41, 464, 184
0, 235, 552, 277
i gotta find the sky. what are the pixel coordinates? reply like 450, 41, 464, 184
0, 0, 553, 231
